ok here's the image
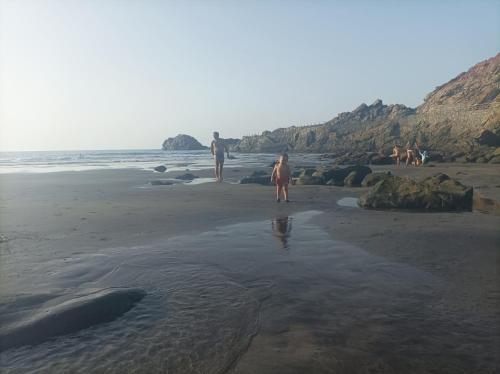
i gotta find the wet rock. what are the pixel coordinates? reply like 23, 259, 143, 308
300, 168, 317, 177
319, 165, 372, 187
240, 175, 272, 185
361, 172, 392, 187
359, 173, 473, 211
0, 288, 146, 351
343, 167, 373, 187
175, 173, 199, 181
153, 165, 167, 172
296, 175, 325, 185
150, 180, 175, 186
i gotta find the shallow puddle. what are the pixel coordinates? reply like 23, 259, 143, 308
0, 211, 496, 373
336, 197, 359, 208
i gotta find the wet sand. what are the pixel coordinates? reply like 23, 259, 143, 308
0, 164, 499, 373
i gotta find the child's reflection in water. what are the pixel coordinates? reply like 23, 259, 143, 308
271, 217, 292, 249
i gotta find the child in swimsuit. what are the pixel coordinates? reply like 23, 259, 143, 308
271, 154, 291, 203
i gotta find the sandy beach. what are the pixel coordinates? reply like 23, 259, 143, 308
0, 163, 499, 373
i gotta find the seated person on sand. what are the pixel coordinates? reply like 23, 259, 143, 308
271, 153, 291, 203
390, 145, 401, 167
419, 149, 429, 164
210, 131, 230, 182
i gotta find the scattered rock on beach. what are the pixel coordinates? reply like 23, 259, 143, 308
175, 173, 199, 181
154, 165, 167, 172
150, 180, 175, 186
359, 173, 473, 211
361, 172, 392, 187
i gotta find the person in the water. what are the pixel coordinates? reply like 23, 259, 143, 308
210, 131, 229, 182
271, 153, 291, 202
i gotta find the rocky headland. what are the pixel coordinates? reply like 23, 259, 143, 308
162, 134, 208, 150
232, 54, 500, 164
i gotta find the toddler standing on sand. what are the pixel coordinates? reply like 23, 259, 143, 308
271, 154, 291, 203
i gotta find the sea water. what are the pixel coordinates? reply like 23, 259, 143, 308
0, 150, 325, 174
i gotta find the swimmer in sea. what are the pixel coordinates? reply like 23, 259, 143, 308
271, 153, 291, 202
210, 131, 229, 182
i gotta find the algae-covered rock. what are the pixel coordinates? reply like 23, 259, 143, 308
320, 165, 372, 186
361, 172, 392, 187
343, 166, 373, 187
359, 173, 473, 211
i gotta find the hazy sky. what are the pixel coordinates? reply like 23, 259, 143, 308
1, 0, 498, 151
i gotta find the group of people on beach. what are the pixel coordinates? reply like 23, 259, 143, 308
390, 142, 428, 167
211, 131, 292, 202
211, 132, 430, 203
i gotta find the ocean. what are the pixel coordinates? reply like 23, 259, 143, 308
0, 149, 324, 174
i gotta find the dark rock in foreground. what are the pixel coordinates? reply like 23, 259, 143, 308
359, 173, 473, 211
154, 165, 167, 172
162, 134, 207, 150
0, 288, 146, 351
175, 173, 199, 181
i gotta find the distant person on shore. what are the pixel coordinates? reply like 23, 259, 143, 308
390, 145, 401, 167
405, 142, 415, 167
210, 132, 229, 182
271, 153, 291, 203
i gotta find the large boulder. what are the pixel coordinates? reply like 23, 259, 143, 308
361, 172, 392, 187
162, 134, 207, 150
359, 173, 473, 211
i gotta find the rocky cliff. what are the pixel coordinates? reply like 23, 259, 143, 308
233, 54, 500, 163
162, 134, 208, 150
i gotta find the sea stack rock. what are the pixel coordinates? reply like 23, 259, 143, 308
162, 134, 207, 150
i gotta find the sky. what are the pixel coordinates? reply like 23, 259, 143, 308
0, 0, 498, 151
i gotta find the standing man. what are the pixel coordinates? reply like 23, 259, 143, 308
210, 131, 229, 182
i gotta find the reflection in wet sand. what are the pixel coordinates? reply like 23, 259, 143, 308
271, 217, 292, 249
1, 211, 497, 373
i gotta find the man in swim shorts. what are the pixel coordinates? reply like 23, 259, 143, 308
210, 131, 229, 182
